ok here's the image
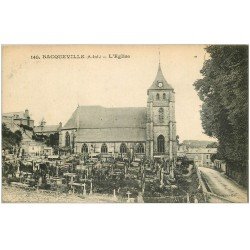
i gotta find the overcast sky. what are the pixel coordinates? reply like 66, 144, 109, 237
2, 45, 215, 142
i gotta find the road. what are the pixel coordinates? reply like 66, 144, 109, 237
199, 167, 248, 203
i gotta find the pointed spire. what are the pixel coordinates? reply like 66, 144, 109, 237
40, 117, 46, 127
148, 60, 173, 91
157, 63, 165, 80
77, 93, 80, 108
76, 105, 80, 129
156, 48, 165, 83
158, 48, 161, 65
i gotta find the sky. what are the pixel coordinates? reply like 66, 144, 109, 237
2, 45, 215, 142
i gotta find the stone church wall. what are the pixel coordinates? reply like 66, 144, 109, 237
75, 141, 146, 156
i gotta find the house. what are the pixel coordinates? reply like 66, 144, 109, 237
185, 148, 217, 167
34, 120, 62, 136
3, 109, 34, 131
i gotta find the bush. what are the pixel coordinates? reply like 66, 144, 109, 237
20, 124, 33, 131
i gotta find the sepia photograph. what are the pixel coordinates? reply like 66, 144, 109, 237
1, 1, 250, 250
1, 44, 248, 203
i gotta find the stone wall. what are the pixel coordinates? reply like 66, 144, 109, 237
75, 141, 146, 156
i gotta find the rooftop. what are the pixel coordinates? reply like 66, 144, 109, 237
3, 111, 31, 120
63, 106, 147, 130
76, 127, 146, 142
34, 125, 61, 133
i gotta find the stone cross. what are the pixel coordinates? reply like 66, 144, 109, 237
126, 191, 131, 202
160, 168, 164, 187
17, 163, 20, 174
194, 196, 198, 203
142, 183, 145, 194
83, 183, 86, 196
137, 192, 144, 203
170, 161, 175, 179
70, 176, 74, 184
142, 172, 145, 181
89, 180, 93, 195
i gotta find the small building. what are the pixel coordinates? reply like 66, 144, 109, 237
177, 144, 188, 158
21, 143, 54, 156
43, 147, 53, 156
3, 109, 34, 131
185, 148, 217, 167
34, 120, 62, 136
22, 142, 43, 156
214, 159, 226, 172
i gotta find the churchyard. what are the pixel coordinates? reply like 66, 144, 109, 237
2, 153, 204, 203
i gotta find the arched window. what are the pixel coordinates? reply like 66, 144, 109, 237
65, 131, 70, 147
72, 133, 75, 149
136, 143, 144, 154
159, 108, 164, 123
120, 143, 127, 154
101, 143, 108, 153
156, 93, 160, 100
82, 143, 88, 153
163, 93, 166, 100
157, 135, 165, 153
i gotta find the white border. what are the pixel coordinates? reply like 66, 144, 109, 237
0, 1, 249, 250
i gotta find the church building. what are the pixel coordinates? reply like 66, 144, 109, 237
59, 63, 177, 160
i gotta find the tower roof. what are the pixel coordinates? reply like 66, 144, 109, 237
148, 63, 173, 91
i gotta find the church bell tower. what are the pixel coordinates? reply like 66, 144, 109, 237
146, 63, 177, 161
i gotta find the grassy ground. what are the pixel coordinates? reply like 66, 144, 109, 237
2, 184, 119, 203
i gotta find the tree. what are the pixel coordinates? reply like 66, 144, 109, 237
176, 135, 180, 147
194, 45, 248, 186
32, 134, 47, 142
46, 132, 59, 147
2, 123, 23, 150
19, 124, 33, 131
14, 130, 23, 145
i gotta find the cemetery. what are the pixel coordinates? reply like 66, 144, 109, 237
2, 152, 205, 203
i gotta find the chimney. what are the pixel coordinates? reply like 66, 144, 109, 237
58, 122, 62, 131
25, 109, 29, 118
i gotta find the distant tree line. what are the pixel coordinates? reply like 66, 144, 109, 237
194, 45, 248, 186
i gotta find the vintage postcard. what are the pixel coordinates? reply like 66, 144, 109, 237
1, 45, 248, 203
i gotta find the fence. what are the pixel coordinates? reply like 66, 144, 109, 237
203, 191, 232, 203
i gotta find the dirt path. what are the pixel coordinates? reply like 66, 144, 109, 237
2, 185, 118, 203
199, 167, 248, 203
